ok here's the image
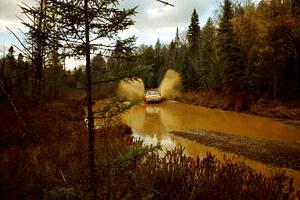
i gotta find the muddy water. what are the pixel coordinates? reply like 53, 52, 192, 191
121, 101, 300, 189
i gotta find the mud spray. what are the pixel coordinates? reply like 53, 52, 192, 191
158, 70, 181, 100
116, 78, 145, 101
116, 69, 182, 101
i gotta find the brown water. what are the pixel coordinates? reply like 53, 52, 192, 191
120, 101, 300, 189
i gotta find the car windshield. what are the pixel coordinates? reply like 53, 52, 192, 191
146, 91, 159, 96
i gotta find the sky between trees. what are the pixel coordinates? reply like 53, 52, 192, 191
0, 0, 218, 61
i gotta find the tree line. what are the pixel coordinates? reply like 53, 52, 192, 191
0, 0, 144, 199
111, 0, 300, 99
0, 0, 299, 199
3, 0, 298, 100
0, 45, 83, 100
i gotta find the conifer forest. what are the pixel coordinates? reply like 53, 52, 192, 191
1, 0, 300, 199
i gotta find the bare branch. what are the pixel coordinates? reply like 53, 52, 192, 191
155, 0, 175, 7
6, 27, 32, 57
93, 97, 137, 119
91, 74, 138, 85
12, 44, 32, 60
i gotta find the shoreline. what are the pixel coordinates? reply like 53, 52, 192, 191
171, 129, 300, 171
176, 91, 300, 121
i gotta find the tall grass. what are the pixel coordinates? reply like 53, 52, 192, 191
0, 100, 298, 199
105, 145, 296, 200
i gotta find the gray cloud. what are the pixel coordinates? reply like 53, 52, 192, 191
121, 0, 217, 31
0, 0, 38, 32
0, 0, 18, 20
0, 0, 218, 47
0, 0, 37, 20
119, 0, 218, 44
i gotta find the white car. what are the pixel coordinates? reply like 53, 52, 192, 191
145, 90, 162, 104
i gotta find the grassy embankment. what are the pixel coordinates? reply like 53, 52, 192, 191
177, 90, 300, 121
0, 89, 299, 199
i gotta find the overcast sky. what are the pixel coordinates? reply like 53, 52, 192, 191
119, 0, 218, 45
0, 0, 219, 68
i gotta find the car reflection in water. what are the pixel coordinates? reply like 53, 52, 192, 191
145, 105, 161, 114
125, 103, 176, 150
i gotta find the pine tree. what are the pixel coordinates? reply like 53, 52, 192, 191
168, 40, 176, 68
175, 27, 180, 48
181, 51, 192, 89
19, 0, 55, 102
4, 46, 16, 93
153, 39, 163, 87
186, 9, 201, 89
91, 53, 107, 82
217, 0, 244, 93
187, 9, 201, 56
200, 17, 217, 88
136, 45, 155, 88
44, 1, 136, 199
15, 53, 25, 96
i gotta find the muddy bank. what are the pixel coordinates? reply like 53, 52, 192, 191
171, 130, 300, 171
177, 91, 300, 121
273, 118, 300, 129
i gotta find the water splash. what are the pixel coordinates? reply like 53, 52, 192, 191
116, 69, 181, 101
159, 69, 181, 99
116, 78, 145, 101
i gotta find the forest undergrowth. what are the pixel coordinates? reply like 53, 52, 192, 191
0, 95, 298, 200
177, 90, 300, 120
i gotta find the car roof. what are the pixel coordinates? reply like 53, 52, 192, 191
146, 90, 160, 94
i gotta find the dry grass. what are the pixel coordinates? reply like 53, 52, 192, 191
0, 98, 87, 200
177, 90, 242, 111
97, 144, 298, 200
0, 97, 298, 200
178, 90, 300, 120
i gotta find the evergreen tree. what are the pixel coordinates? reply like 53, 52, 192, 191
153, 39, 163, 87
44, 1, 137, 198
7, 46, 15, 60
158, 45, 169, 84
107, 40, 124, 76
19, 0, 54, 102
181, 51, 192, 89
15, 53, 25, 96
187, 9, 201, 56
200, 17, 217, 88
3, 46, 16, 93
175, 27, 180, 48
136, 45, 155, 88
92, 53, 107, 80
186, 9, 201, 89
217, 0, 244, 93
167, 40, 176, 68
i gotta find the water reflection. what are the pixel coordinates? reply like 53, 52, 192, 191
121, 101, 300, 189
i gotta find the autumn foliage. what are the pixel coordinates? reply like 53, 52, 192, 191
0, 97, 298, 199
